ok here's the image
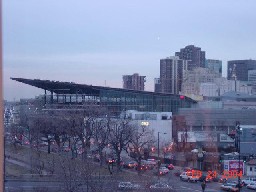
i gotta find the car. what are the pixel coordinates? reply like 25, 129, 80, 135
147, 159, 158, 166
242, 178, 256, 185
154, 167, 169, 176
220, 183, 239, 191
247, 182, 256, 190
167, 163, 174, 170
180, 171, 199, 182
180, 171, 190, 181
149, 183, 172, 191
135, 164, 149, 171
159, 167, 169, 174
123, 161, 138, 169
160, 163, 174, 170
118, 182, 140, 190
106, 157, 115, 164
141, 160, 154, 170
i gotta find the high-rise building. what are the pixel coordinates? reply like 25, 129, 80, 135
205, 59, 222, 77
175, 45, 206, 70
154, 78, 161, 93
181, 67, 220, 96
123, 73, 146, 91
227, 60, 256, 81
160, 56, 188, 94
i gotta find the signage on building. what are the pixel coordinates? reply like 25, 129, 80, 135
223, 160, 244, 174
178, 131, 217, 142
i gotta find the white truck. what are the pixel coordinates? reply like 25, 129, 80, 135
180, 171, 200, 182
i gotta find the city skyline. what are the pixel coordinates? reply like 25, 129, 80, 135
3, 0, 256, 101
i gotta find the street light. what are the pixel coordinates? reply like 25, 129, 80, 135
236, 122, 242, 191
157, 132, 167, 176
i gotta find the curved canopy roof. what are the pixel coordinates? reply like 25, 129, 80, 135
11, 77, 196, 103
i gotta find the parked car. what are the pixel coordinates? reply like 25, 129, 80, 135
242, 178, 256, 185
246, 182, 256, 190
220, 183, 239, 191
149, 183, 172, 191
141, 160, 154, 170
118, 182, 140, 190
147, 158, 158, 166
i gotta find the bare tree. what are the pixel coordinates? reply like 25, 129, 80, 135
57, 156, 96, 192
92, 115, 112, 166
129, 124, 155, 175
108, 119, 133, 171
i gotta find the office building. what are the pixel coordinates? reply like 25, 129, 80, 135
154, 78, 161, 93
227, 60, 256, 81
181, 67, 220, 96
123, 73, 146, 91
160, 56, 188, 94
175, 45, 206, 70
205, 59, 222, 77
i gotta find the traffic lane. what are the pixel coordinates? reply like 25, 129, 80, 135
163, 174, 254, 192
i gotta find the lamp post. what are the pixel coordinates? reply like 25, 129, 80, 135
236, 122, 242, 191
157, 132, 167, 177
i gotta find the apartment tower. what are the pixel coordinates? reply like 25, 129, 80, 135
160, 56, 188, 94
175, 45, 206, 70
123, 73, 146, 91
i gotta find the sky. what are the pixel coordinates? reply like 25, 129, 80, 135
3, 0, 256, 101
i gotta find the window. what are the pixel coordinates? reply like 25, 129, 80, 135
162, 116, 168, 120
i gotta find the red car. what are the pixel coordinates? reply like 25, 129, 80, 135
167, 164, 174, 170
161, 163, 174, 170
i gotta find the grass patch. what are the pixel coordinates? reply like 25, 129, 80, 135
5, 161, 30, 177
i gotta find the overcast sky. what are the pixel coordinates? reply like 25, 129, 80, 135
3, 0, 256, 101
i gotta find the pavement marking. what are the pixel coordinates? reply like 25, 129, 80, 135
180, 186, 201, 191
178, 186, 218, 192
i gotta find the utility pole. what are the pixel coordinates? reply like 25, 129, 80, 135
236, 121, 241, 192
157, 132, 166, 179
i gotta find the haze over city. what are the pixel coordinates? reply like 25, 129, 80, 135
3, 0, 256, 101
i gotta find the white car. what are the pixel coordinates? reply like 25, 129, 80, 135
179, 171, 199, 182
147, 159, 158, 166
159, 167, 169, 174
118, 182, 140, 190
220, 183, 239, 191
247, 182, 256, 190
242, 177, 256, 185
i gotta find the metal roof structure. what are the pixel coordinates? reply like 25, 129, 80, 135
11, 77, 197, 114
10, 77, 195, 101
